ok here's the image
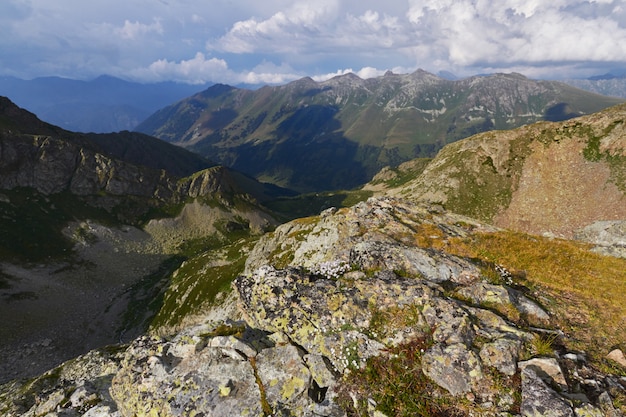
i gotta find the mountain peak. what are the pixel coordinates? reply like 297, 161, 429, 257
0, 96, 63, 135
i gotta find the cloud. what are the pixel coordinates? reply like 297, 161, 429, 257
312, 66, 402, 82
211, 0, 340, 53
405, 0, 626, 72
3, 0, 626, 83
132, 52, 229, 84
114, 18, 164, 40
0, 0, 32, 21
130, 52, 305, 85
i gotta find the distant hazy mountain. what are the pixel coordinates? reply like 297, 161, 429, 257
137, 70, 623, 192
0, 75, 210, 133
561, 74, 626, 98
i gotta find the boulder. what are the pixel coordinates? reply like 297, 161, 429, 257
521, 366, 574, 417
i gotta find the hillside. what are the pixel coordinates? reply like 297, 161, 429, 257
2, 197, 625, 416
137, 71, 623, 192
563, 76, 626, 99
366, 102, 626, 242
0, 97, 279, 383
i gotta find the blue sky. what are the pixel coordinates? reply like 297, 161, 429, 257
2, 0, 626, 84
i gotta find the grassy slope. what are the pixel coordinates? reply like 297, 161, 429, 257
137, 74, 624, 192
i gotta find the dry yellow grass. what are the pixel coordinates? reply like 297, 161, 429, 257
447, 230, 626, 365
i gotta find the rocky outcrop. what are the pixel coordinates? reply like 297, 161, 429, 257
3, 197, 624, 416
379, 103, 626, 240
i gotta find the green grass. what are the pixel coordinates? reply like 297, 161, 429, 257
149, 235, 258, 333
264, 190, 372, 220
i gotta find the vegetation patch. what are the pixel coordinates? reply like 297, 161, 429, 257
149, 236, 258, 333
446, 230, 626, 368
337, 337, 465, 417
264, 190, 372, 220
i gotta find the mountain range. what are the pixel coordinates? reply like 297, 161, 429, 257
0, 96, 284, 383
136, 70, 623, 192
0, 75, 210, 133
1, 75, 626, 416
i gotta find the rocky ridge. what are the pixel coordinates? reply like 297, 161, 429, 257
366, 103, 626, 244
137, 71, 623, 192
2, 197, 625, 416
0, 97, 279, 384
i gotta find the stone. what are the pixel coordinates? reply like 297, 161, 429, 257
207, 335, 258, 360
456, 282, 549, 323
255, 344, 311, 412
574, 403, 605, 417
607, 349, 626, 368
480, 337, 522, 376
421, 298, 475, 345
82, 406, 121, 417
521, 367, 573, 417
519, 358, 569, 392
422, 343, 483, 396
304, 354, 336, 388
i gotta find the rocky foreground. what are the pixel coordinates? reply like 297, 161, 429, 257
1, 197, 625, 416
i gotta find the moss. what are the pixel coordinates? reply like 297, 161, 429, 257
200, 322, 246, 339
249, 357, 273, 416
149, 237, 257, 332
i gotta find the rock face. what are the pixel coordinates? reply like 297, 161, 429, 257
379, 103, 626, 240
0, 98, 279, 385
2, 197, 624, 416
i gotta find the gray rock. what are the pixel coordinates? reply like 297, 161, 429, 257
521, 367, 574, 417
574, 403, 606, 417
255, 344, 311, 413
575, 220, 626, 259
422, 343, 483, 396
480, 338, 522, 376
519, 358, 569, 392
457, 282, 549, 323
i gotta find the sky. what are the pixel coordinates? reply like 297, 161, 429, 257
2, 0, 626, 85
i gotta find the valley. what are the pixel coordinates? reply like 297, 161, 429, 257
0, 69, 625, 416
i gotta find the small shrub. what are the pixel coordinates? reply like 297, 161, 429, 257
529, 333, 559, 357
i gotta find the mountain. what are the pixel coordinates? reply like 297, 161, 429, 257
1, 97, 626, 416
2, 197, 625, 416
137, 70, 624, 192
365, 102, 626, 244
0, 75, 210, 133
0, 97, 281, 383
562, 75, 626, 99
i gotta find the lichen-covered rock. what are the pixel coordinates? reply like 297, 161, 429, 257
456, 281, 549, 323
521, 366, 574, 417
244, 197, 490, 281
519, 358, 569, 392
110, 335, 265, 417
421, 343, 484, 397
3, 197, 626, 417
480, 337, 522, 376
